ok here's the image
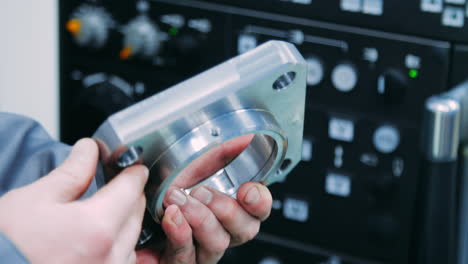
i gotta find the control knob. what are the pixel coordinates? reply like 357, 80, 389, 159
120, 16, 161, 60
377, 69, 408, 104
73, 74, 135, 138
66, 5, 112, 48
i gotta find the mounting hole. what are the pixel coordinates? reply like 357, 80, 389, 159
273, 71, 296, 91
117, 146, 143, 168
278, 159, 292, 173
211, 127, 220, 137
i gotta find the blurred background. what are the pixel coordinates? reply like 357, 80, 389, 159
2, 0, 468, 263
0, 0, 58, 139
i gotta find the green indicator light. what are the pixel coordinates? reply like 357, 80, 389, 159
409, 69, 419, 79
168, 27, 178, 36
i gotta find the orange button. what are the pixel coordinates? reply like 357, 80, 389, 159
119, 46, 133, 60
66, 19, 81, 35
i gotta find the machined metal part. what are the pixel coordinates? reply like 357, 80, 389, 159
423, 80, 468, 264
93, 41, 307, 222
422, 96, 460, 162
442, 81, 468, 142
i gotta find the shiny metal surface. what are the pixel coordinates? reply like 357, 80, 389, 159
93, 40, 307, 221
423, 96, 460, 162
443, 81, 468, 142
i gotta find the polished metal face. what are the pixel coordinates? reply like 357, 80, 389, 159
93, 40, 307, 222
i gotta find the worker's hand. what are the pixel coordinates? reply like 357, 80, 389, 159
137, 135, 273, 264
137, 183, 272, 264
0, 138, 148, 264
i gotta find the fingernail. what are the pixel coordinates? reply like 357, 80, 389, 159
172, 207, 183, 226
168, 189, 187, 206
191, 186, 213, 205
244, 186, 260, 205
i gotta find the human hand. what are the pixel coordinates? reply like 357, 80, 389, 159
137, 135, 273, 264
0, 138, 148, 264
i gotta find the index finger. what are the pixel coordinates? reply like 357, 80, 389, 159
87, 165, 149, 226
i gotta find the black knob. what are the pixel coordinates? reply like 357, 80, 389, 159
80, 79, 134, 116
377, 69, 408, 104
72, 76, 135, 139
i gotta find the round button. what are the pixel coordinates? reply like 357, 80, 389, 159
373, 125, 400, 154
306, 57, 324, 86
331, 63, 358, 92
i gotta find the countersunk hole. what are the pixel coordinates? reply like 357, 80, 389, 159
211, 127, 220, 137
117, 146, 143, 168
279, 159, 292, 172
273, 71, 296, 91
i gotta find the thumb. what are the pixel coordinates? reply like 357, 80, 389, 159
32, 138, 99, 202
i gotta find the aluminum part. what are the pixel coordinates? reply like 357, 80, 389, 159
423, 96, 461, 162
442, 80, 468, 142
93, 40, 307, 222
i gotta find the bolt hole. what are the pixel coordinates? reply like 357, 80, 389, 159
273, 71, 296, 91
117, 146, 143, 168
211, 128, 220, 137
277, 159, 292, 174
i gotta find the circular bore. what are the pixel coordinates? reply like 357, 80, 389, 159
116, 146, 143, 168
147, 109, 287, 222
273, 71, 296, 91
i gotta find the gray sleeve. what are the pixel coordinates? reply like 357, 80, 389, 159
0, 233, 28, 264
0, 112, 98, 197
0, 113, 100, 263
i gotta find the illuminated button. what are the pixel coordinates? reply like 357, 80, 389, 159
340, 0, 362, 12
66, 19, 81, 35
238, 34, 257, 54
331, 64, 358, 92
373, 125, 400, 154
363, 0, 384, 16
306, 57, 324, 86
326, 172, 351, 197
283, 198, 309, 222
446, 0, 465, 4
442, 7, 465, 28
329, 118, 354, 142
421, 0, 443, 13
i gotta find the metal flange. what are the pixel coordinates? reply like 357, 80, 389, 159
93, 40, 307, 222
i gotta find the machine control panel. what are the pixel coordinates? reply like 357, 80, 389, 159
59, 0, 464, 263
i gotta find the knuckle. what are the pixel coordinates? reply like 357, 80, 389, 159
172, 248, 195, 264
212, 235, 230, 254
83, 221, 115, 257
234, 221, 260, 244
56, 167, 84, 188
216, 200, 237, 222
189, 209, 211, 230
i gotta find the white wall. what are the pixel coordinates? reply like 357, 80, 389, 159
0, 0, 59, 139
